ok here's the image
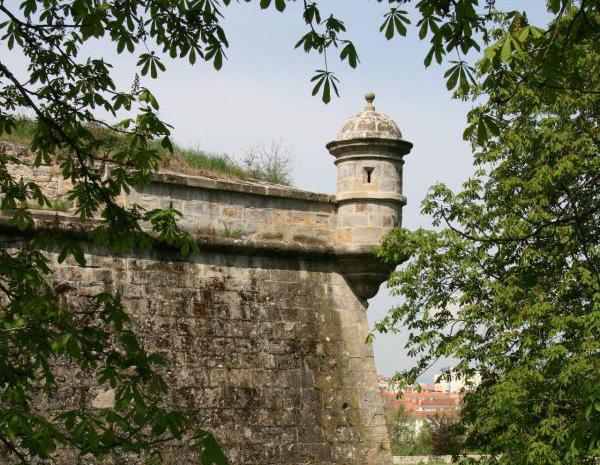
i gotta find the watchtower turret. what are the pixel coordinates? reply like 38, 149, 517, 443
327, 92, 412, 252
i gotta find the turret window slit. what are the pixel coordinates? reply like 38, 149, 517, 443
364, 167, 374, 183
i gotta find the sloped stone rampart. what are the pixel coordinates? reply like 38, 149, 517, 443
0, 229, 391, 465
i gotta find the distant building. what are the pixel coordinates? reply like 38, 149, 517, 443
434, 367, 481, 393
378, 372, 475, 434
403, 390, 461, 434
377, 374, 403, 394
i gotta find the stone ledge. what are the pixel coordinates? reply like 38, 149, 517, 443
326, 137, 413, 157
1, 211, 393, 305
336, 191, 407, 204
152, 171, 337, 204
0, 211, 377, 260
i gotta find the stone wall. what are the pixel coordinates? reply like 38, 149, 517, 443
2, 142, 337, 246
129, 172, 337, 246
1, 142, 395, 465
1, 230, 391, 465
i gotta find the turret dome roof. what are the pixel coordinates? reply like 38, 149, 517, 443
336, 92, 402, 141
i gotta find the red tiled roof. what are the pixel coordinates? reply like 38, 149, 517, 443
379, 389, 462, 418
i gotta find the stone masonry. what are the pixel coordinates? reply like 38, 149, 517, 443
1, 94, 413, 465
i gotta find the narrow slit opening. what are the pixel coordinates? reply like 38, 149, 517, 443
364, 167, 374, 184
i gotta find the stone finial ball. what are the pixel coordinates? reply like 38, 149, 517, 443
365, 92, 375, 104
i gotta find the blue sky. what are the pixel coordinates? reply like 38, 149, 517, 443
1, 0, 551, 381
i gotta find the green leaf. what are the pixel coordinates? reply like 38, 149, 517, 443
393, 15, 408, 37
340, 43, 359, 69
275, 0, 286, 12
311, 74, 326, 97
192, 431, 228, 465
214, 50, 223, 70
322, 78, 331, 104
548, 0, 561, 14
445, 65, 460, 90
8, 208, 33, 231
484, 44, 498, 60
58, 242, 86, 266
530, 26, 544, 38
462, 123, 476, 140
424, 46, 435, 67
476, 118, 488, 145
500, 37, 513, 62
382, 17, 395, 40
418, 19, 428, 40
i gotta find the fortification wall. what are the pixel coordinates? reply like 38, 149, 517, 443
129, 173, 337, 246
1, 142, 394, 465
0, 225, 390, 465
1, 94, 410, 465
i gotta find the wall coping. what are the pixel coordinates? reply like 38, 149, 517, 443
0, 141, 336, 204
150, 171, 337, 204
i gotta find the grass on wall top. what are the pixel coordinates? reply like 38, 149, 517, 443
0, 117, 258, 183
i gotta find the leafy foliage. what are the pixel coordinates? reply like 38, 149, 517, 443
241, 139, 294, 185
426, 414, 463, 456
385, 404, 433, 456
385, 404, 465, 456
376, 4, 600, 465
0, 0, 233, 462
